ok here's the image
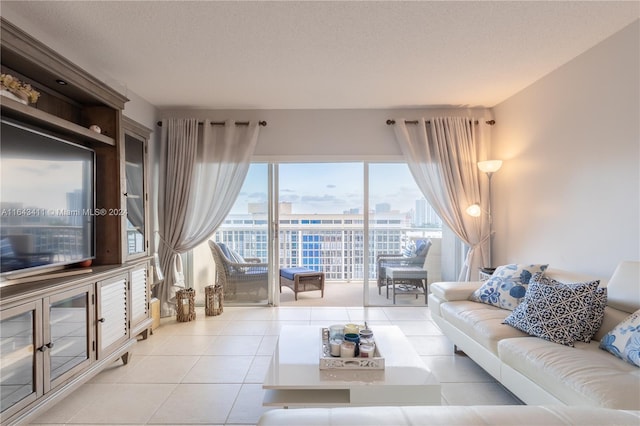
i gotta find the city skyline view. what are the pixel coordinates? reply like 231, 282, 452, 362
231, 162, 430, 216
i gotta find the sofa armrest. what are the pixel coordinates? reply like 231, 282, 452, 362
430, 281, 482, 301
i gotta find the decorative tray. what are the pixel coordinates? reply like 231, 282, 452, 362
319, 328, 385, 370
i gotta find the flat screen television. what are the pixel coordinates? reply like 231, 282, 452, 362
1, 118, 95, 278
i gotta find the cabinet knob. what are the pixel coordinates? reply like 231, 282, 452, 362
46, 342, 54, 349
98, 318, 106, 323
38, 345, 48, 352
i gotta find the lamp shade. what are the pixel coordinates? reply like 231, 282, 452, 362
477, 160, 503, 173
466, 204, 482, 217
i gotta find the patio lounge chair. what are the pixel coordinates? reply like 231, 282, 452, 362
208, 241, 268, 302
376, 238, 432, 295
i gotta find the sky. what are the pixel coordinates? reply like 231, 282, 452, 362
231, 162, 425, 215
2, 158, 87, 211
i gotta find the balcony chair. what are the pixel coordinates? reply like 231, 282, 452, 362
376, 238, 432, 295
208, 241, 268, 302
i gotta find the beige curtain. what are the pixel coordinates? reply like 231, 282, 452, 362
157, 118, 260, 316
393, 117, 489, 280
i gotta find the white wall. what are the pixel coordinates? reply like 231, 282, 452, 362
491, 20, 639, 278
158, 107, 493, 159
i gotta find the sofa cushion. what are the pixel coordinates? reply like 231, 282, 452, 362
606, 261, 640, 313
599, 309, 640, 367
503, 274, 599, 346
469, 263, 548, 310
258, 405, 640, 426
431, 282, 482, 301
440, 301, 529, 355
498, 337, 640, 409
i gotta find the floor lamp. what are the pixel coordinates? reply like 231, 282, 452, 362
466, 160, 502, 267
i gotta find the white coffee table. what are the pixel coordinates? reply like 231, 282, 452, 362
263, 325, 440, 407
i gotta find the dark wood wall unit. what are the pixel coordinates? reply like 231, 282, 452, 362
93, 141, 123, 265
0, 19, 128, 111
0, 17, 152, 426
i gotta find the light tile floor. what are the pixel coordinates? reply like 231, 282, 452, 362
29, 306, 522, 426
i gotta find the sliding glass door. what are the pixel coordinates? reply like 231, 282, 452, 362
368, 163, 443, 305
207, 161, 452, 306
278, 162, 364, 285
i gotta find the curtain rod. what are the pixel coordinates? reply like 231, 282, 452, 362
386, 119, 496, 126
156, 120, 267, 127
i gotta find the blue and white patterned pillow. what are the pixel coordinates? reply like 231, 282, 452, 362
402, 241, 416, 257
600, 309, 640, 367
503, 274, 599, 347
469, 263, 548, 310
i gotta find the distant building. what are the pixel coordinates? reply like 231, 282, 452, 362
375, 203, 391, 213
213, 208, 441, 281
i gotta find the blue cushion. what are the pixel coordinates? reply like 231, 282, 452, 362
402, 241, 416, 257
503, 273, 599, 347
600, 309, 640, 367
470, 263, 549, 310
218, 243, 245, 263
280, 267, 316, 280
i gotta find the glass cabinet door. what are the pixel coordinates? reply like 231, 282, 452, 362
124, 133, 145, 255
44, 285, 93, 392
0, 301, 42, 417
122, 117, 150, 260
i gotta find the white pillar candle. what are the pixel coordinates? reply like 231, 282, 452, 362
340, 341, 356, 358
330, 339, 342, 356
359, 344, 375, 358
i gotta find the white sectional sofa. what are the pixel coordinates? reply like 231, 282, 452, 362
258, 405, 640, 425
257, 261, 639, 425
428, 261, 640, 409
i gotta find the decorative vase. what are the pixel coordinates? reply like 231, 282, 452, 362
1, 88, 29, 105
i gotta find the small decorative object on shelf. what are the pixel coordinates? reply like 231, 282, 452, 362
176, 288, 196, 322
89, 124, 102, 133
0, 73, 40, 104
204, 284, 223, 316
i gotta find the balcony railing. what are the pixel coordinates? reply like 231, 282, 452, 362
213, 223, 441, 281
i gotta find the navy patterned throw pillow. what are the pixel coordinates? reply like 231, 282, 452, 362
503, 273, 600, 347
582, 287, 607, 342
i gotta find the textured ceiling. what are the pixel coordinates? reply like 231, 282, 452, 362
1, 1, 638, 109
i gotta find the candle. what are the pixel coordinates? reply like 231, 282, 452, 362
359, 344, 375, 358
344, 323, 359, 335
340, 341, 356, 358
329, 324, 344, 340
330, 338, 342, 356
